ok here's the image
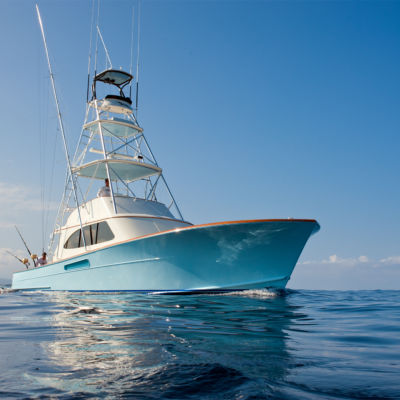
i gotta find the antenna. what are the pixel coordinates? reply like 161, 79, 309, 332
129, 7, 135, 76
93, 0, 100, 75
135, 0, 141, 111
97, 25, 112, 69
36, 4, 87, 249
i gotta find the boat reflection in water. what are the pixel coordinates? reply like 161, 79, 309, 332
28, 290, 308, 398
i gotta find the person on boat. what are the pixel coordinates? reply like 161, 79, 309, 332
37, 252, 48, 267
98, 178, 111, 197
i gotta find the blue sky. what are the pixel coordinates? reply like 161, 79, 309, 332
0, 0, 399, 289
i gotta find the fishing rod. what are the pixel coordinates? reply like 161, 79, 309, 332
5, 250, 30, 269
14, 226, 37, 267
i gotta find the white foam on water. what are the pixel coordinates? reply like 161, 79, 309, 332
217, 288, 281, 299
0, 287, 16, 295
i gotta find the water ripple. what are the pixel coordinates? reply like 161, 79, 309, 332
0, 289, 399, 399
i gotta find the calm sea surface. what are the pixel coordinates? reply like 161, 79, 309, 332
0, 288, 399, 399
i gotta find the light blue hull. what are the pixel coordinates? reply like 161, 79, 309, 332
12, 220, 319, 292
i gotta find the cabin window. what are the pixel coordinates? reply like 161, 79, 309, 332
64, 221, 114, 249
96, 221, 114, 243
64, 229, 82, 249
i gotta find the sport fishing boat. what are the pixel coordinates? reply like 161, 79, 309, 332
11, 8, 319, 292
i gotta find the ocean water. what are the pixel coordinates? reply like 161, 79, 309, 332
0, 289, 399, 399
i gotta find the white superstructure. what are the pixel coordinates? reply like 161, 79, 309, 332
53, 196, 191, 261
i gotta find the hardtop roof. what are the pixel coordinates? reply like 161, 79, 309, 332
94, 69, 133, 87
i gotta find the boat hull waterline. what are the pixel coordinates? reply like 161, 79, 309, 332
12, 219, 319, 292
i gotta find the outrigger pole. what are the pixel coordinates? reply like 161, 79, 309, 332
36, 4, 87, 248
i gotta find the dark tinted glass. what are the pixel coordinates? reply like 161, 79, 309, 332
96, 222, 114, 244
64, 229, 82, 249
83, 225, 92, 246
91, 224, 98, 244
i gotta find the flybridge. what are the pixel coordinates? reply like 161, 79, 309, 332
72, 69, 163, 183
73, 67, 163, 184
